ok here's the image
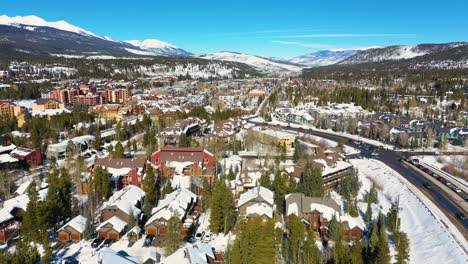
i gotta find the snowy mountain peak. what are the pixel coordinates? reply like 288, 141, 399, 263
0, 14, 96, 36
198, 51, 303, 74
124, 39, 191, 57
125, 39, 177, 49
289, 50, 360, 67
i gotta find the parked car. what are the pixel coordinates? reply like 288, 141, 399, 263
91, 238, 103, 248
411, 159, 419, 164
144, 235, 154, 247
371, 152, 380, 157
202, 232, 213, 243
102, 239, 114, 247
195, 231, 205, 241
455, 212, 466, 221
83, 153, 92, 159
422, 168, 431, 174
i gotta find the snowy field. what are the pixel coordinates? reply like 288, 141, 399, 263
351, 159, 468, 263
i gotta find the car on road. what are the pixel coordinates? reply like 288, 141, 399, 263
422, 182, 432, 189
410, 159, 419, 164
202, 232, 213, 243
144, 235, 154, 247
91, 238, 103, 248
422, 168, 431, 174
83, 153, 92, 159
455, 212, 466, 221
195, 231, 205, 241
371, 152, 379, 157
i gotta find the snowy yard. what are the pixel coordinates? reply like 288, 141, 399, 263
351, 159, 467, 263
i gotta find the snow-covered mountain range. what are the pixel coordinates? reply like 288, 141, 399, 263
124, 39, 191, 57
0, 15, 191, 58
198, 52, 304, 74
0, 15, 466, 73
288, 50, 360, 67
339, 42, 468, 65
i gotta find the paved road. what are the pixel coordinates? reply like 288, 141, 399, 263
249, 121, 468, 238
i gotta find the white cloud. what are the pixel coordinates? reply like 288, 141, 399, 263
271, 40, 334, 48
272, 40, 383, 51
280, 33, 415, 38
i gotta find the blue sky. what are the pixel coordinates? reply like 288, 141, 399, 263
2, 0, 468, 58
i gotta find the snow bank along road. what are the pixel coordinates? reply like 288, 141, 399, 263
248, 120, 468, 240
352, 159, 467, 263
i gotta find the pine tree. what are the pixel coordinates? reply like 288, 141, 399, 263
83, 216, 94, 240
349, 240, 364, 264
299, 163, 324, 197
395, 231, 410, 264
365, 202, 372, 222
329, 214, 339, 241
376, 214, 391, 264
128, 212, 137, 230
259, 173, 271, 188
201, 178, 212, 211
45, 167, 73, 227
332, 223, 349, 264
252, 218, 277, 264
164, 215, 183, 255
22, 182, 41, 243
288, 215, 305, 264
143, 166, 159, 206
303, 229, 320, 264
292, 140, 303, 162
93, 123, 102, 149
93, 166, 111, 203
164, 179, 174, 195
113, 141, 125, 158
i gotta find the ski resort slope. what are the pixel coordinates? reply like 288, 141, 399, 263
351, 159, 467, 264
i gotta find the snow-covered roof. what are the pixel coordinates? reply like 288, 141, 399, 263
97, 247, 138, 263
0, 143, 16, 154
102, 185, 145, 216
15, 180, 31, 195
59, 215, 87, 233
0, 154, 19, 164
167, 161, 194, 174
97, 216, 127, 233
147, 188, 197, 224
31, 108, 71, 117
1, 188, 48, 223
237, 186, 274, 208
246, 203, 273, 218
186, 244, 215, 264
172, 174, 192, 189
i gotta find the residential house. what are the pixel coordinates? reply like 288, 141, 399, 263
151, 147, 216, 181
57, 215, 87, 242
9, 147, 42, 167
93, 156, 147, 191
100, 185, 145, 223
97, 216, 127, 240
145, 188, 197, 237
237, 186, 274, 220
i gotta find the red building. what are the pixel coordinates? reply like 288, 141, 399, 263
9, 147, 42, 167
88, 157, 147, 192
151, 147, 215, 181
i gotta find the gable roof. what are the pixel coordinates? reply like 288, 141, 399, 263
146, 188, 197, 224
237, 186, 274, 208
97, 215, 127, 233
59, 215, 87, 233
102, 185, 145, 216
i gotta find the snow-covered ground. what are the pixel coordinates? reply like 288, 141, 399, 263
351, 159, 467, 263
